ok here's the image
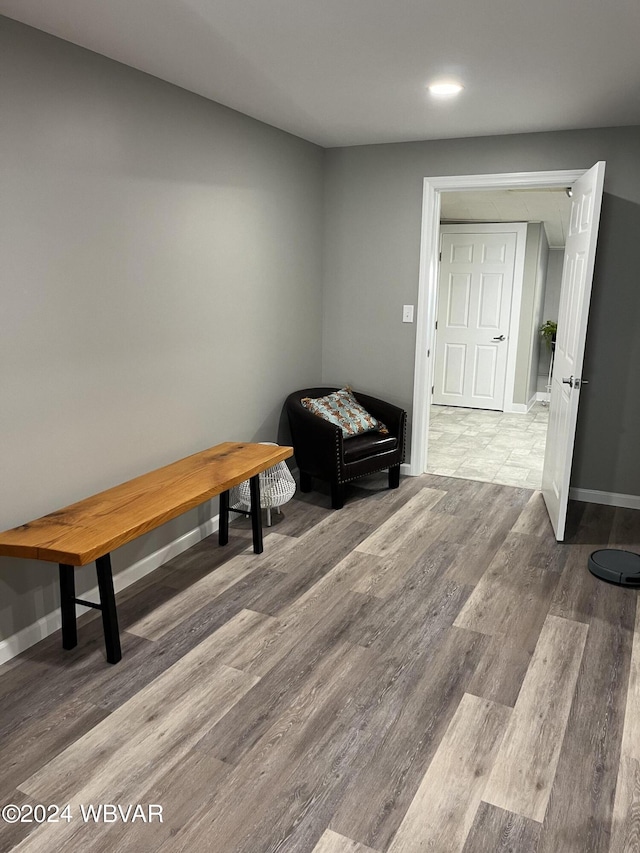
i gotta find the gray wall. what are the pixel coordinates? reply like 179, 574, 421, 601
513, 223, 549, 406
323, 126, 640, 496
538, 249, 565, 383
528, 224, 549, 405
0, 18, 324, 640
543, 249, 565, 323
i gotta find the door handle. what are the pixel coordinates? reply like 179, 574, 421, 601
492, 335, 506, 341
562, 376, 574, 387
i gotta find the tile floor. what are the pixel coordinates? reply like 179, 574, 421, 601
427, 402, 549, 489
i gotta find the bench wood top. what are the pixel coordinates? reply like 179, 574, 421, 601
0, 442, 293, 566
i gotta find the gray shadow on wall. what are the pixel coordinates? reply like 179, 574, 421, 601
572, 193, 640, 496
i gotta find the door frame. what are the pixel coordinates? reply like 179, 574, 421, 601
437, 222, 528, 414
410, 169, 585, 476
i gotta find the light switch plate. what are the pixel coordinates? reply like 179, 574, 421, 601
402, 305, 414, 323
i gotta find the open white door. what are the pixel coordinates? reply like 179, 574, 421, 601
542, 161, 606, 541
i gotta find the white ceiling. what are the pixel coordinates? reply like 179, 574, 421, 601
2, 0, 640, 148
441, 189, 572, 248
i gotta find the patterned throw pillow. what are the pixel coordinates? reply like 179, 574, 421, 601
301, 387, 388, 437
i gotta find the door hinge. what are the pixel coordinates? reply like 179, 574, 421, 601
427, 348, 430, 357
439, 251, 442, 262
431, 385, 434, 395
435, 320, 438, 330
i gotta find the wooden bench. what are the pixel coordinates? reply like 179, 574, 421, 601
0, 442, 293, 664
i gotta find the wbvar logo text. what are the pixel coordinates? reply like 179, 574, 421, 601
80, 804, 163, 823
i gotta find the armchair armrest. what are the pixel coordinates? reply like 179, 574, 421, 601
286, 399, 343, 476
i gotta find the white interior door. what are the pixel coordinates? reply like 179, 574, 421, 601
434, 229, 517, 410
542, 161, 606, 541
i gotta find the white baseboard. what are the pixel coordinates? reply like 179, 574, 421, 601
505, 394, 538, 414
0, 513, 220, 667
401, 462, 413, 476
569, 488, 640, 510
536, 391, 551, 403
0, 609, 67, 669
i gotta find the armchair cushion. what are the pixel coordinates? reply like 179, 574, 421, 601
301, 387, 388, 437
343, 431, 398, 463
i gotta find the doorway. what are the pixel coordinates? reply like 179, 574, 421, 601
410, 169, 584, 478
411, 165, 606, 539
427, 201, 568, 489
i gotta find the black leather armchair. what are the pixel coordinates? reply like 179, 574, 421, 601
285, 387, 407, 509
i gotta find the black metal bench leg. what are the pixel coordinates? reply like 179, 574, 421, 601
219, 489, 229, 546
96, 554, 121, 664
59, 564, 78, 650
249, 474, 263, 554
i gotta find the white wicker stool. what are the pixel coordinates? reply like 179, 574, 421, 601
229, 442, 296, 526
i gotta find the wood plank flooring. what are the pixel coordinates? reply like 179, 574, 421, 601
1, 474, 639, 852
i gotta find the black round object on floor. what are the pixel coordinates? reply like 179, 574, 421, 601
588, 549, 640, 587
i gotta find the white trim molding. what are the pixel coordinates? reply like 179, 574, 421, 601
410, 168, 586, 477
0, 512, 222, 666
505, 394, 538, 414
569, 488, 640, 511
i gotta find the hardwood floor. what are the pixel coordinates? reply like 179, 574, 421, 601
1, 473, 639, 852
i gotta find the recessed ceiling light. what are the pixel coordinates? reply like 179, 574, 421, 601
428, 81, 464, 97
